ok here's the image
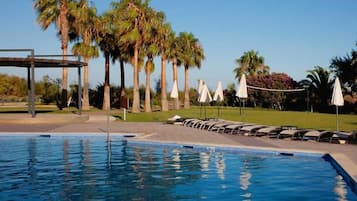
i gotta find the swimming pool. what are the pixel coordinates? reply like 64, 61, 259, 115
0, 134, 356, 200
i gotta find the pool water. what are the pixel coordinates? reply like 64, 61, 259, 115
0, 135, 356, 201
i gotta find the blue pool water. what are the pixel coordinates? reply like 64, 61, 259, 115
0, 135, 356, 201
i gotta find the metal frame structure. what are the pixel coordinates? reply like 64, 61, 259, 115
0, 49, 86, 117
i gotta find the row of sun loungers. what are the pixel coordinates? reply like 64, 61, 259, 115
179, 118, 355, 144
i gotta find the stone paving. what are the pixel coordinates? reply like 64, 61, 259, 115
0, 113, 356, 186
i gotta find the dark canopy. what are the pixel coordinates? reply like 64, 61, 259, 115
0, 57, 85, 68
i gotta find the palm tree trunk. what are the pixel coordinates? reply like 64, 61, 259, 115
161, 56, 168, 111
60, 0, 69, 109
119, 60, 125, 97
184, 65, 190, 109
173, 59, 179, 110
145, 66, 151, 112
61, 55, 68, 109
82, 57, 90, 110
102, 53, 110, 110
119, 59, 126, 109
132, 45, 140, 113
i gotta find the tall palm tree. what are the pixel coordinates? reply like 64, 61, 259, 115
177, 32, 205, 109
300, 66, 332, 112
96, 15, 117, 110
156, 14, 173, 112
69, 0, 99, 110
144, 57, 155, 112
34, 0, 71, 109
168, 33, 182, 110
111, 0, 153, 113
233, 50, 269, 78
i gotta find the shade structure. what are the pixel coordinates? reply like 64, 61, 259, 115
198, 84, 212, 119
170, 80, 179, 98
331, 77, 344, 106
213, 81, 224, 102
197, 79, 204, 101
331, 77, 344, 132
236, 74, 248, 98
198, 84, 212, 103
213, 81, 224, 118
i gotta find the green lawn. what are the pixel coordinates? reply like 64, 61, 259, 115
1, 105, 356, 132
114, 106, 357, 132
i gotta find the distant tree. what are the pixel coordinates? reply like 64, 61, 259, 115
34, 0, 71, 108
300, 66, 332, 113
70, 0, 99, 110
177, 32, 205, 109
37, 75, 59, 105
247, 73, 301, 110
0, 74, 27, 99
330, 47, 357, 93
233, 50, 270, 78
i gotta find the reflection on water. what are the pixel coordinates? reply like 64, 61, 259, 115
0, 136, 355, 201
334, 175, 348, 201
199, 152, 210, 172
215, 153, 226, 180
239, 159, 252, 200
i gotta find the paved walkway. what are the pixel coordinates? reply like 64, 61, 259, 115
0, 113, 356, 188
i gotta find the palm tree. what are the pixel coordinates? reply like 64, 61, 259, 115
233, 50, 269, 78
69, 0, 99, 110
156, 14, 173, 112
168, 33, 182, 110
34, 0, 71, 109
300, 66, 332, 112
144, 57, 155, 112
96, 15, 117, 110
110, 0, 153, 113
177, 32, 205, 109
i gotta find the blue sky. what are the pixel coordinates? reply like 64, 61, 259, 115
0, 0, 357, 91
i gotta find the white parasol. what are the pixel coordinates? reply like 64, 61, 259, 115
170, 80, 179, 99
331, 77, 344, 133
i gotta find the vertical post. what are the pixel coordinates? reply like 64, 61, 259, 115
77, 66, 82, 115
336, 106, 339, 133
30, 50, 36, 117
27, 67, 31, 114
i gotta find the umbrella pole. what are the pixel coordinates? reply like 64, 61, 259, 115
217, 104, 220, 118
239, 99, 242, 116
336, 106, 339, 133
204, 104, 207, 119
200, 103, 202, 118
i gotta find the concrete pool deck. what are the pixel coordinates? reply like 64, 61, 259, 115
0, 113, 356, 188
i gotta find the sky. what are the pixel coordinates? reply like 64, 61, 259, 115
0, 0, 357, 91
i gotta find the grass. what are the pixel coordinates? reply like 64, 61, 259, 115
114, 106, 357, 132
1, 105, 356, 132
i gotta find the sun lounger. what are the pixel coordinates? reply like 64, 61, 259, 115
318, 131, 352, 144
183, 118, 197, 126
303, 130, 322, 141
270, 128, 305, 139
291, 129, 313, 141
166, 115, 184, 125
209, 121, 236, 133
240, 125, 267, 136
255, 126, 281, 137
222, 123, 247, 134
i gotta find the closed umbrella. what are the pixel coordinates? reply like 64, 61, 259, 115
197, 79, 204, 100
170, 80, 179, 99
198, 80, 204, 116
236, 74, 248, 116
213, 81, 224, 117
198, 84, 212, 119
331, 77, 344, 133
